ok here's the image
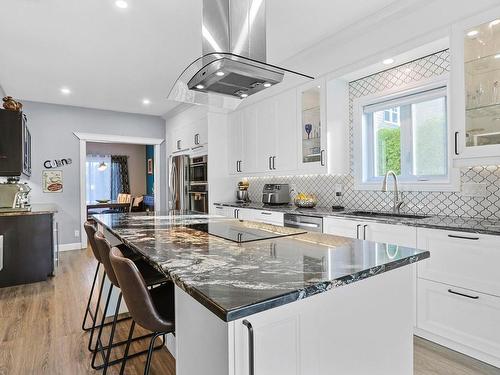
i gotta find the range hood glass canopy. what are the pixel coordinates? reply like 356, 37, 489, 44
168, 52, 314, 110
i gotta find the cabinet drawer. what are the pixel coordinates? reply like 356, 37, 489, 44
254, 210, 284, 226
416, 228, 500, 296
417, 278, 500, 363
323, 217, 358, 238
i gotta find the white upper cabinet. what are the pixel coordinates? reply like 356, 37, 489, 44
297, 79, 327, 173
226, 77, 349, 176
227, 110, 243, 174
274, 90, 298, 172
167, 113, 208, 156
451, 6, 500, 166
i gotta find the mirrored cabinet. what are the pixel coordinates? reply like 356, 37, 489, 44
452, 7, 500, 165
297, 79, 327, 172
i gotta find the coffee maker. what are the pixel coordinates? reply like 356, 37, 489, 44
0, 179, 31, 212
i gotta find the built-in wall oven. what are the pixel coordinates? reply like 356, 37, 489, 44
189, 184, 208, 213
188, 155, 208, 213
189, 155, 207, 184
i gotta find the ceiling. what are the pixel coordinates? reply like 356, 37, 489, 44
0, 0, 401, 116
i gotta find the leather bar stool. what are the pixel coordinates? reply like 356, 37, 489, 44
82, 221, 133, 352
110, 246, 175, 375
92, 232, 170, 373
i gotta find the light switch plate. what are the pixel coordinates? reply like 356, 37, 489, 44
461, 182, 488, 197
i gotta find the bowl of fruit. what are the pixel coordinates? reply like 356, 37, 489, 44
294, 193, 318, 208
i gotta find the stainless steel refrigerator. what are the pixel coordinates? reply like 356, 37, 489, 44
169, 154, 190, 211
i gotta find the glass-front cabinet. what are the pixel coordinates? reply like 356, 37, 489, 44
297, 79, 327, 172
452, 7, 500, 165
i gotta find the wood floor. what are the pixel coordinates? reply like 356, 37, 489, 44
0, 249, 498, 375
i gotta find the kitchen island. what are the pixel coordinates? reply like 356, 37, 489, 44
94, 211, 429, 375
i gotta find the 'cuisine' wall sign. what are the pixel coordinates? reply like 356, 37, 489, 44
44, 158, 72, 169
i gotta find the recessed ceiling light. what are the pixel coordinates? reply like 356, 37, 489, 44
195, 84, 205, 89
240, 93, 248, 98
382, 58, 394, 65
495, 53, 500, 59
467, 30, 479, 37
142, 98, 151, 105
60, 87, 71, 95
263, 82, 272, 88
489, 19, 500, 27
215, 71, 225, 76
115, 0, 128, 9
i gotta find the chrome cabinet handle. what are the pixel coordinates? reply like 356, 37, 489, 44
448, 234, 479, 240
236, 161, 239, 172
176, 140, 181, 150
363, 224, 368, 240
356, 224, 361, 239
272, 156, 276, 170
242, 320, 254, 375
0, 234, 3, 271
454, 132, 459, 156
320, 150, 325, 166
261, 212, 272, 215
239, 160, 243, 172
448, 289, 479, 300
268, 156, 272, 170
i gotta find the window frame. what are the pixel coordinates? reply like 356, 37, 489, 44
353, 74, 459, 192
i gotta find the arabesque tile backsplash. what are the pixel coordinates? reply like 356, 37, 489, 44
245, 50, 500, 220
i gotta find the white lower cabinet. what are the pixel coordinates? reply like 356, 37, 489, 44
415, 227, 500, 367
323, 217, 417, 247
416, 228, 500, 297
416, 278, 500, 367
212, 205, 284, 226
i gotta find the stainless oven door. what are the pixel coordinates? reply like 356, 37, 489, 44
189, 163, 207, 183
189, 191, 208, 213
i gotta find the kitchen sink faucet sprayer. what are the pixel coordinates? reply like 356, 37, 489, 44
381, 171, 403, 214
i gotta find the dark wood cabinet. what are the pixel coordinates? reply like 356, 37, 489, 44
0, 214, 54, 287
0, 110, 31, 177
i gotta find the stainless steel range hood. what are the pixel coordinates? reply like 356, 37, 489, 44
168, 0, 313, 110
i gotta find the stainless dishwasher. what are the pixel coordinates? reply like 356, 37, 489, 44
283, 213, 323, 233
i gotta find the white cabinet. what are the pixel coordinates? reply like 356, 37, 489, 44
227, 111, 243, 174
416, 228, 500, 297
297, 79, 327, 173
451, 6, 500, 166
168, 116, 208, 155
229, 90, 297, 175
227, 107, 258, 175
323, 217, 417, 248
416, 278, 500, 367
212, 205, 284, 226
415, 227, 500, 367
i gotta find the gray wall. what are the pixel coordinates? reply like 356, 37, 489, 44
11, 101, 165, 245
86, 142, 147, 196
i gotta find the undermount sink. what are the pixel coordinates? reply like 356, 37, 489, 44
349, 211, 430, 220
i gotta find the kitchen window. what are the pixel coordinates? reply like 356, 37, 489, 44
354, 78, 458, 191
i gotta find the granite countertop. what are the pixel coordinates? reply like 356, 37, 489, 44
93, 211, 429, 322
214, 202, 500, 236
0, 203, 58, 217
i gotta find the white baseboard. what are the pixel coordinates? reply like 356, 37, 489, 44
59, 242, 84, 252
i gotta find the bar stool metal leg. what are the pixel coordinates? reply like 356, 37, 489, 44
144, 332, 164, 375
82, 262, 101, 331
102, 292, 122, 375
119, 320, 136, 375
91, 283, 114, 369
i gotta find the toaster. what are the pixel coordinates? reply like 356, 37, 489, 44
262, 184, 290, 205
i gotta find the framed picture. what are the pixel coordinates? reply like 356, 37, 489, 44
147, 158, 153, 175
42, 170, 63, 193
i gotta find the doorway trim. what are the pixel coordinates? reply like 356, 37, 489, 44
74, 132, 164, 248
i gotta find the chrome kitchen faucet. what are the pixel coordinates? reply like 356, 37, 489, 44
381, 171, 403, 214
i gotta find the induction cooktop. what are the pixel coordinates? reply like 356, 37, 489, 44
186, 222, 305, 243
